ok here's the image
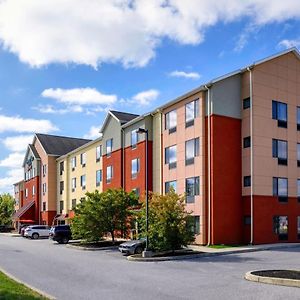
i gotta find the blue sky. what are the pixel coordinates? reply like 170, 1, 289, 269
1, 0, 300, 193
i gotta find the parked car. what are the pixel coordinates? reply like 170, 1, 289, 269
119, 238, 146, 255
20, 225, 29, 236
24, 225, 50, 239
49, 225, 72, 244
0, 225, 14, 233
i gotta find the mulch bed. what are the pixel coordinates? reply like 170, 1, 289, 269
71, 240, 123, 248
252, 270, 300, 280
132, 249, 202, 258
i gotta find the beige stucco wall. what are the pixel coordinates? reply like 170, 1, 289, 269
57, 139, 103, 214
152, 112, 162, 194
245, 52, 300, 197
162, 91, 206, 243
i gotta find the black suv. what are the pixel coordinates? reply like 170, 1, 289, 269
0, 225, 14, 232
49, 225, 72, 244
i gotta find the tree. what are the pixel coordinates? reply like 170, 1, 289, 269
71, 189, 138, 243
0, 193, 15, 226
139, 189, 195, 252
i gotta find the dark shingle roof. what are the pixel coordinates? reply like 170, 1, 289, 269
110, 110, 139, 125
36, 133, 91, 156
28, 144, 40, 159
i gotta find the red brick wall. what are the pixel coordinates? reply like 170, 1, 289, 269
103, 148, 123, 190
41, 211, 57, 226
210, 114, 243, 245
23, 176, 40, 223
124, 140, 153, 198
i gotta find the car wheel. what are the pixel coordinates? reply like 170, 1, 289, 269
135, 246, 143, 254
62, 237, 69, 244
32, 233, 39, 240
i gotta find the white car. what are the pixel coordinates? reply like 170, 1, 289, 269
24, 225, 50, 239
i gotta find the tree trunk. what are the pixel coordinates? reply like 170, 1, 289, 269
111, 231, 115, 244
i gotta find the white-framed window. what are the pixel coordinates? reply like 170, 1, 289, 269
42, 183, 46, 194
71, 157, 76, 169
131, 130, 139, 148
96, 170, 102, 186
106, 139, 113, 156
131, 158, 140, 178
72, 178, 76, 191
80, 175, 86, 190
96, 145, 102, 162
80, 153, 86, 167
32, 186, 35, 196
25, 188, 28, 198
165, 110, 177, 133
106, 165, 113, 183
42, 164, 47, 177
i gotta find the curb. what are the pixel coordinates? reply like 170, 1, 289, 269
127, 244, 300, 262
245, 270, 300, 288
66, 244, 118, 251
0, 266, 56, 299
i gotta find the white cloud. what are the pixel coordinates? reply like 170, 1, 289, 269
132, 89, 159, 106
0, 168, 23, 194
278, 38, 300, 49
0, 114, 58, 133
1, 1, 300, 68
41, 88, 117, 106
2, 135, 33, 152
83, 126, 102, 140
32, 104, 83, 114
169, 70, 201, 80
0, 152, 24, 168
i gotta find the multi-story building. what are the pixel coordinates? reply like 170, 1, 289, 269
13, 48, 300, 245
12, 180, 24, 230
13, 133, 91, 227
55, 137, 103, 224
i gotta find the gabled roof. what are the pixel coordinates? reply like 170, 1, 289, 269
100, 110, 139, 133
22, 144, 41, 167
35, 133, 91, 156
12, 200, 35, 220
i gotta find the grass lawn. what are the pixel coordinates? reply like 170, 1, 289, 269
0, 271, 47, 300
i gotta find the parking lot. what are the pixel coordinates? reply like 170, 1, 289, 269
0, 235, 299, 300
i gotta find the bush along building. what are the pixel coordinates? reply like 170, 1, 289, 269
14, 48, 300, 244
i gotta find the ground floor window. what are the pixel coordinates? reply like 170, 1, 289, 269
189, 216, 200, 235
273, 216, 288, 240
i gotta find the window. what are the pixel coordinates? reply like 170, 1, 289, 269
243, 136, 251, 148
189, 216, 200, 235
25, 188, 28, 198
185, 138, 199, 165
106, 165, 113, 183
272, 139, 287, 165
42, 183, 46, 195
60, 181, 64, 195
244, 216, 251, 225
297, 107, 300, 131
60, 161, 64, 175
131, 158, 140, 178
165, 145, 177, 169
72, 178, 76, 192
80, 175, 86, 190
297, 179, 300, 202
72, 199, 77, 210
185, 99, 199, 127
131, 130, 139, 148
132, 188, 140, 199
273, 216, 288, 240
243, 97, 250, 109
273, 177, 288, 202
106, 139, 113, 156
59, 201, 64, 214
244, 176, 251, 187
186, 177, 200, 203
96, 170, 102, 186
96, 145, 102, 162
42, 202, 46, 211
272, 100, 287, 128
32, 168, 36, 178
297, 144, 300, 167
42, 164, 47, 177
71, 157, 76, 170
165, 110, 177, 133
80, 153, 86, 167
165, 180, 177, 193
298, 217, 300, 239
32, 186, 35, 196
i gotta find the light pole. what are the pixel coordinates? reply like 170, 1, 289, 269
137, 127, 149, 252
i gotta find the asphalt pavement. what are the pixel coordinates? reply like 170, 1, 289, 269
0, 235, 299, 300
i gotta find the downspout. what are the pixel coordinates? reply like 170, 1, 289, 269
121, 128, 125, 189
247, 67, 254, 245
205, 85, 211, 246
